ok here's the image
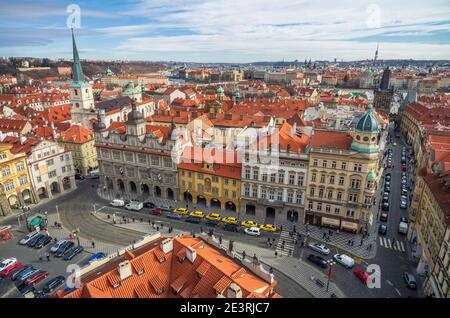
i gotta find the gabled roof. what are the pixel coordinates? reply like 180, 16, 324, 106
59, 125, 94, 144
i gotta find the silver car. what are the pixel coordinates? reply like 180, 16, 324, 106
50, 240, 67, 253
308, 243, 330, 255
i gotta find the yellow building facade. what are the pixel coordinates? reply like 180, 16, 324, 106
0, 144, 37, 215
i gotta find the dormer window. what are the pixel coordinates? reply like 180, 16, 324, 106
138, 269, 144, 275
113, 282, 121, 289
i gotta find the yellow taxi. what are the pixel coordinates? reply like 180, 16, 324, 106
241, 220, 258, 228
173, 207, 188, 215
221, 216, 238, 225
205, 213, 221, 221
260, 224, 277, 233
189, 210, 205, 218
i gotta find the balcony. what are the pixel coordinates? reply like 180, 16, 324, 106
257, 198, 285, 207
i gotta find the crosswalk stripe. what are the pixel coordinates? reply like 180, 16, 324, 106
379, 237, 383, 246
399, 241, 405, 252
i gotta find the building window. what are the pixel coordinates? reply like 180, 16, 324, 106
261, 189, 267, 199
346, 209, 355, 217
350, 179, 361, 189
308, 201, 313, 210
354, 163, 362, 172
310, 188, 315, 196
151, 156, 159, 166
311, 173, 316, 182
36, 176, 42, 183
46, 159, 54, 166
19, 176, 28, 185
1, 166, 11, 177
138, 154, 147, 164
339, 176, 345, 186
364, 196, 372, 205
326, 205, 331, 213
318, 188, 324, 198
16, 163, 25, 172
320, 174, 325, 183
277, 191, 283, 201
327, 190, 333, 200
197, 173, 204, 180
270, 174, 276, 183
164, 158, 172, 168
60, 155, 64, 162
317, 202, 322, 211
278, 171, 284, 183
298, 175, 304, 186
348, 193, 358, 203
5, 181, 14, 191
335, 207, 340, 214
289, 173, 295, 185
198, 184, 204, 191
269, 190, 275, 200
329, 175, 335, 184
322, 160, 327, 168
0, 152, 7, 160
253, 168, 259, 180
113, 151, 121, 160
245, 168, 250, 179
296, 192, 302, 204
262, 173, 268, 182
287, 192, 293, 203
313, 159, 318, 167
252, 187, 258, 198
341, 162, 347, 170
337, 191, 342, 200
332, 161, 337, 169
244, 185, 250, 196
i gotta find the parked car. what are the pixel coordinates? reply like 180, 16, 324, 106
241, 220, 258, 228
307, 243, 330, 255
16, 282, 36, 295
18, 268, 41, 282
19, 231, 40, 245
87, 252, 106, 264
185, 216, 201, 224
382, 195, 389, 203
223, 224, 239, 232
400, 200, 407, 209
189, 211, 205, 218
385, 175, 391, 181
35, 235, 53, 249
150, 208, 161, 216
403, 272, 417, 289
333, 254, 355, 268
125, 200, 143, 211
55, 241, 75, 257
205, 213, 221, 221
382, 202, 389, 211
27, 234, 45, 247
0, 257, 17, 271
400, 217, 408, 223
75, 173, 85, 180
42, 276, 66, 295
0, 262, 24, 278
260, 224, 277, 233
378, 224, 387, 235
110, 199, 125, 207
143, 201, 156, 208
354, 268, 369, 284
173, 207, 188, 215
10, 265, 32, 281
244, 227, 261, 236
25, 270, 49, 286
50, 240, 67, 253
306, 254, 328, 269
380, 212, 388, 222
166, 212, 183, 220
221, 216, 238, 225
159, 205, 171, 212
63, 246, 84, 261
384, 185, 391, 193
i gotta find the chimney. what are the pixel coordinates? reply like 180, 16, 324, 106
227, 283, 242, 298
186, 246, 196, 263
290, 125, 294, 138
118, 260, 132, 281
160, 238, 173, 254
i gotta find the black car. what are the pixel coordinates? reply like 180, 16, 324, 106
205, 220, 219, 227
10, 265, 32, 281
55, 241, 75, 257
27, 234, 45, 247
34, 235, 53, 249
382, 203, 389, 211
16, 282, 35, 295
143, 201, 156, 208
223, 224, 239, 232
42, 276, 66, 295
306, 254, 328, 269
384, 185, 391, 193
385, 175, 391, 181
185, 216, 201, 224
378, 224, 387, 235
63, 246, 84, 261
75, 173, 85, 180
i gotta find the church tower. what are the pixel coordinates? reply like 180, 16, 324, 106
351, 104, 380, 154
126, 99, 146, 141
69, 29, 95, 128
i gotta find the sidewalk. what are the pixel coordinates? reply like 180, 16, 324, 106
92, 209, 345, 298
97, 187, 378, 259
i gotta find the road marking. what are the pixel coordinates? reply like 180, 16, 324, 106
399, 241, 405, 252
379, 237, 383, 245
97, 206, 107, 212
395, 288, 401, 296
386, 279, 393, 286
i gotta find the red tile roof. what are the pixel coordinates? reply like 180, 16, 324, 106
310, 130, 353, 150
59, 125, 94, 144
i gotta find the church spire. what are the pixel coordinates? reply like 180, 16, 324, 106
71, 28, 84, 82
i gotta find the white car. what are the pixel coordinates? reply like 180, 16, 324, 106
244, 227, 261, 236
333, 254, 355, 268
307, 243, 330, 255
0, 257, 17, 271
19, 231, 40, 245
109, 199, 125, 207
400, 201, 408, 209
50, 240, 67, 253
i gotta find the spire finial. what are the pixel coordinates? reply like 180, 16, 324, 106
71, 28, 84, 82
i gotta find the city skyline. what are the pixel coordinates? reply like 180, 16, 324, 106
1, 0, 450, 63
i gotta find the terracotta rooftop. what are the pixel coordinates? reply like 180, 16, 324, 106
310, 129, 353, 150
59, 125, 94, 144
56, 236, 280, 299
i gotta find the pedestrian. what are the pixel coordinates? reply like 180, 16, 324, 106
280, 225, 283, 232
275, 250, 278, 257
360, 239, 363, 246
46, 253, 50, 261
301, 241, 305, 247
92, 241, 95, 249
242, 250, 246, 260
156, 226, 159, 231
323, 232, 326, 239
348, 239, 351, 245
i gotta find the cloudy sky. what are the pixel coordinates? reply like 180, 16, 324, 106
1, 0, 449, 62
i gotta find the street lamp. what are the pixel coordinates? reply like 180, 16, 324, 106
326, 259, 336, 292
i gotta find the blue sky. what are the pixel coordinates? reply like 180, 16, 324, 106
0, 0, 449, 62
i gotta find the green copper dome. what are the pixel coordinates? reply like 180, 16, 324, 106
123, 81, 140, 95
367, 170, 377, 181
356, 104, 379, 132
217, 86, 224, 94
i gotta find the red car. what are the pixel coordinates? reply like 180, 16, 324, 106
354, 268, 369, 284
402, 164, 407, 171
0, 262, 24, 278
151, 208, 161, 216
387, 162, 392, 168
25, 270, 49, 286
380, 212, 388, 222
